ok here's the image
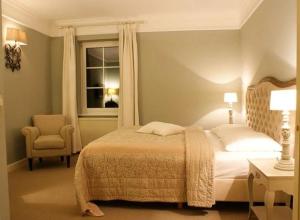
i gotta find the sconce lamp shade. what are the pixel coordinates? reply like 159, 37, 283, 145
6, 28, 28, 45
270, 89, 296, 111
224, 92, 238, 103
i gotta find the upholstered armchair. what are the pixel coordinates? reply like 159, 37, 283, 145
21, 115, 74, 170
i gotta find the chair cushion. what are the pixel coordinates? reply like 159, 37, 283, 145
33, 115, 66, 135
34, 135, 65, 150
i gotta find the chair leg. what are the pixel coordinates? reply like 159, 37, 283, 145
28, 158, 33, 171
39, 158, 43, 163
67, 156, 70, 168
60, 156, 64, 162
177, 203, 184, 209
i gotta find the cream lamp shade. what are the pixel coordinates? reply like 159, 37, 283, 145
106, 88, 118, 96
6, 28, 28, 45
224, 92, 238, 103
270, 89, 296, 111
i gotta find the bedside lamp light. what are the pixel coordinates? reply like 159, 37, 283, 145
104, 88, 119, 108
5, 27, 28, 72
270, 89, 296, 171
224, 92, 238, 124
106, 88, 118, 101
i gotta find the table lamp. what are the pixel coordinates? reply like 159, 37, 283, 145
224, 92, 238, 124
270, 89, 296, 171
106, 88, 118, 101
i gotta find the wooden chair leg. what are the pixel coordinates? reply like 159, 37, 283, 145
67, 155, 70, 168
60, 156, 64, 162
28, 158, 33, 171
177, 203, 184, 209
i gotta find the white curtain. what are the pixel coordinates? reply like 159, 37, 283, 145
62, 27, 82, 153
118, 23, 139, 127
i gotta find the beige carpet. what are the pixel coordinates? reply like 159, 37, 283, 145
8, 156, 249, 220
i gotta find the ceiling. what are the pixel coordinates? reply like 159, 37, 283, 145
2, 0, 263, 36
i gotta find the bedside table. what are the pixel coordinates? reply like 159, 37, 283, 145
248, 159, 294, 220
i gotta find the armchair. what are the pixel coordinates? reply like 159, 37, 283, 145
21, 115, 74, 170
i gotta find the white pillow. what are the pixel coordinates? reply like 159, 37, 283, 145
137, 121, 185, 136
211, 123, 248, 137
211, 124, 282, 152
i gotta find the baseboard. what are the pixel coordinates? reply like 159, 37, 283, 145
7, 158, 27, 173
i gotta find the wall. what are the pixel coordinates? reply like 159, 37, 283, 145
241, 0, 297, 87
138, 31, 242, 128
0, 2, 11, 219
50, 37, 63, 114
51, 31, 243, 130
79, 117, 118, 146
3, 17, 52, 164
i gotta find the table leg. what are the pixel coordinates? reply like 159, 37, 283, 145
248, 173, 254, 220
264, 191, 275, 220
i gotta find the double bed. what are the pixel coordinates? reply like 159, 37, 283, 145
75, 77, 296, 216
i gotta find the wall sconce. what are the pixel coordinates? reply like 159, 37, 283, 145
5, 28, 28, 72
224, 92, 238, 124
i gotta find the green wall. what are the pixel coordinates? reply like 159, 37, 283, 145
51, 30, 243, 128
50, 37, 64, 114
138, 31, 242, 127
241, 0, 296, 86
3, 17, 52, 164
0, 2, 11, 218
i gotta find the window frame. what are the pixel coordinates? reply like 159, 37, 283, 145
80, 41, 119, 116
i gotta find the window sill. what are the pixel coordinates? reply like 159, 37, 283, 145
78, 114, 118, 118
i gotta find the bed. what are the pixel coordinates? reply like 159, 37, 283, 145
75, 77, 296, 216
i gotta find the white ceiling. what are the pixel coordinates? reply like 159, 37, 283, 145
2, 0, 263, 36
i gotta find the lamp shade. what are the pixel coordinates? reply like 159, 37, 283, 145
106, 88, 118, 96
6, 28, 28, 45
224, 92, 238, 103
270, 89, 296, 111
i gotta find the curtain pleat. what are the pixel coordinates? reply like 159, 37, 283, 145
62, 27, 82, 153
118, 24, 139, 127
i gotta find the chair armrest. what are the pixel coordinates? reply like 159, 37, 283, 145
21, 126, 40, 158
60, 125, 74, 139
21, 126, 40, 140
60, 125, 74, 154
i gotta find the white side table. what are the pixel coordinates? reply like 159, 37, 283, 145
248, 159, 294, 220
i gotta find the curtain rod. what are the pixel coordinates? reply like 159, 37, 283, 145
57, 20, 145, 29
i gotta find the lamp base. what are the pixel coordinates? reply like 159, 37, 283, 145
274, 158, 295, 171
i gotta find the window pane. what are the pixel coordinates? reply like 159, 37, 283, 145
104, 68, 120, 88
86, 69, 104, 87
104, 47, 119, 66
86, 48, 103, 67
87, 89, 104, 108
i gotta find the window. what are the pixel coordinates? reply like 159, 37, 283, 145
81, 41, 120, 116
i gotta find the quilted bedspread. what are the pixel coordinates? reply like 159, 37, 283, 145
74, 127, 214, 216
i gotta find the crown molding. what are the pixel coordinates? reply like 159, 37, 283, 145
2, 0, 263, 37
2, 0, 52, 36
239, 0, 264, 28
51, 16, 240, 37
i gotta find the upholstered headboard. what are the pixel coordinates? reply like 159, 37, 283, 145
246, 77, 296, 143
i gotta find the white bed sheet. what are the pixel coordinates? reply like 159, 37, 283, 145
205, 130, 280, 179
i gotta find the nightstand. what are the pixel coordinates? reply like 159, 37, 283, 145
248, 159, 294, 220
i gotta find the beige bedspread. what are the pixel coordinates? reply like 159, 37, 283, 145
75, 127, 214, 216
